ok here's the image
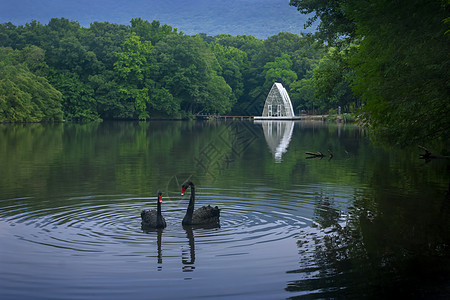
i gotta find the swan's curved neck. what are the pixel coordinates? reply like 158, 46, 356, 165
157, 200, 162, 214
157, 197, 163, 225
183, 183, 195, 224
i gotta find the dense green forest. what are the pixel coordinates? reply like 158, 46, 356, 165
0, 0, 449, 146
0, 18, 329, 122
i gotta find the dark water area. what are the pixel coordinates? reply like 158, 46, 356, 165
0, 121, 449, 299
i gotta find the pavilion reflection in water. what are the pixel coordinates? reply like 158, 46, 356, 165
255, 120, 295, 162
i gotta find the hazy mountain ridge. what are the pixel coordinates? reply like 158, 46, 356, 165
1, 0, 313, 38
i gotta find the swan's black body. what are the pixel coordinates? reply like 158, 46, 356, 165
181, 181, 220, 226
141, 190, 167, 229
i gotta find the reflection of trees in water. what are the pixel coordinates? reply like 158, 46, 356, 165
312, 193, 341, 228
0, 123, 64, 198
287, 189, 450, 298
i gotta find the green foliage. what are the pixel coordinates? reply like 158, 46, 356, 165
212, 34, 264, 61
115, 33, 153, 83
80, 21, 130, 70
290, 77, 321, 114
210, 42, 248, 101
0, 47, 63, 122
81, 22, 131, 120
150, 88, 178, 116
263, 53, 298, 90
114, 33, 154, 119
312, 47, 358, 112
289, 0, 357, 45
0, 17, 326, 121
130, 18, 181, 45
48, 70, 97, 121
223, 32, 325, 115
348, 0, 450, 146
291, 0, 450, 146
153, 34, 234, 115
20, 45, 48, 75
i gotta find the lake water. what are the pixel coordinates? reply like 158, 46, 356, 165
0, 121, 449, 299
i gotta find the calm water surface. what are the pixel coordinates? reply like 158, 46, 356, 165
0, 121, 449, 299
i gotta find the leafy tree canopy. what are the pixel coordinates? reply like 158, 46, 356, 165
0, 47, 63, 122
290, 0, 450, 146
0, 18, 326, 121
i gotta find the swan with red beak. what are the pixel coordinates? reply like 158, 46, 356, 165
141, 190, 167, 229
181, 180, 220, 226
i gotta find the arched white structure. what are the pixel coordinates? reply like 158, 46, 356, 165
261, 83, 295, 117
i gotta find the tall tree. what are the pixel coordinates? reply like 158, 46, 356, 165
210, 34, 264, 115
210, 42, 248, 101
81, 21, 130, 119
312, 47, 358, 112
290, 0, 450, 146
153, 34, 233, 115
290, 77, 320, 114
349, 0, 450, 145
114, 33, 154, 120
263, 53, 298, 90
289, 0, 357, 45
0, 47, 63, 122
130, 18, 181, 45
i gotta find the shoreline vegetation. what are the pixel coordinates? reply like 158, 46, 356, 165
0, 113, 351, 123
0, 18, 353, 124
1, 0, 449, 147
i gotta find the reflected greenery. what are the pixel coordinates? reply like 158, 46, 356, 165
287, 165, 450, 298
1, 120, 447, 197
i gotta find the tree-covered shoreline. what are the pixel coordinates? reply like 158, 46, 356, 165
1, 0, 449, 147
1, 18, 330, 123
289, 0, 449, 146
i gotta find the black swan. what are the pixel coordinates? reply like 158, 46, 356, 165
141, 190, 167, 229
181, 180, 220, 226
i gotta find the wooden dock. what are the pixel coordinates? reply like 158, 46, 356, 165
196, 115, 255, 120
196, 115, 328, 121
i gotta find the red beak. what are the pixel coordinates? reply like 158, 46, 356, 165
158, 195, 162, 203
181, 186, 186, 196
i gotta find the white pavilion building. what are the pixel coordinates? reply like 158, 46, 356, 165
255, 83, 296, 119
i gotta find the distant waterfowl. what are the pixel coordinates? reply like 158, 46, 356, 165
141, 190, 167, 229
181, 180, 220, 226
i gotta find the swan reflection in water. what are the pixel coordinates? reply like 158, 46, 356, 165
141, 226, 196, 273
142, 225, 219, 274
255, 121, 295, 162
182, 226, 196, 273
142, 226, 214, 274
142, 181, 220, 273
141, 227, 164, 270
181, 223, 220, 274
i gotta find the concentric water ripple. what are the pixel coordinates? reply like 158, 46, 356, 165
0, 185, 350, 259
